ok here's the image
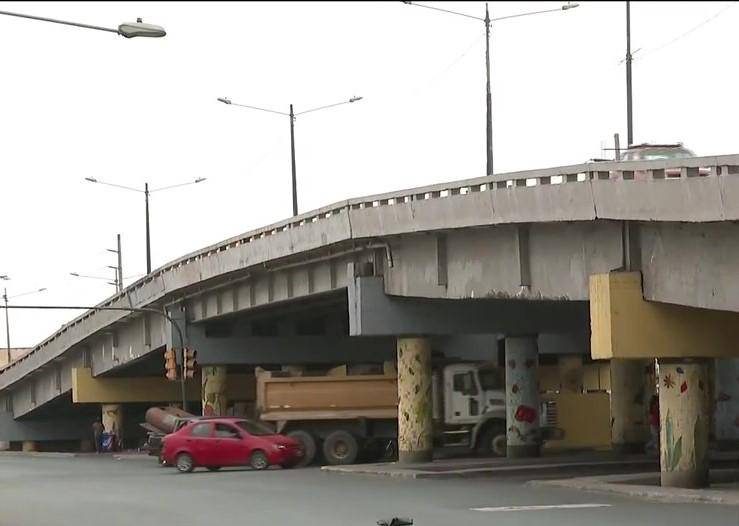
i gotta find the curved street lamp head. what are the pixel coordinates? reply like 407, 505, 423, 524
562, 2, 579, 10
84, 177, 98, 183
70, 273, 80, 277
349, 96, 363, 103
194, 177, 207, 183
38, 288, 47, 292
0, 275, 9, 281
118, 19, 166, 38
217, 97, 232, 105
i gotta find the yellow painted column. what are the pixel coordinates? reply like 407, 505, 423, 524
397, 338, 433, 464
202, 366, 228, 416
22, 441, 37, 452
610, 359, 651, 453
658, 360, 710, 488
505, 336, 540, 458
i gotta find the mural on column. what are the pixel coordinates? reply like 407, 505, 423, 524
102, 405, 122, 434
506, 353, 540, 447
397, 339, 432, 455
202, 366, 228, 416
659, 363, 709, 484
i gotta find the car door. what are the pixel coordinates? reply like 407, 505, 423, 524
213, 423, 249, 466
186, 422, 215, 465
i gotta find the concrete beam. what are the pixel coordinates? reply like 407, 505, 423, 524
71, 368, 255, 403
349, 276, 589, 336
590, 272, 739, 359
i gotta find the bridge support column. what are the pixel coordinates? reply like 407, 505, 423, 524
22, 441, 37, 452
102, 404, 123, 441
610, 359, 651, 453
202, 366, 228, 416
505, 336, 540, 458
397, 337, 432, 464
714, 358, 739, 450
0, 441, 10, 451
658, 360, 710, 488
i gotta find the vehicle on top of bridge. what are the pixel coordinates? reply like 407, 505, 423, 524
619, 143, 709, 178
256, 361, 557, 466
161, 417, 303, 473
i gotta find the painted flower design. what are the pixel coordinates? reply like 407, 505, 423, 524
663, 374, 675, 389
511, 384, 519, 394
680, 381, 688, 394
524, 359, 536, 369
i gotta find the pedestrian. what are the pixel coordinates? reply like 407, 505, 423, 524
646, 394, 660, 454
92, 419, 104, 454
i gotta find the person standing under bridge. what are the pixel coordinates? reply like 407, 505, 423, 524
91, 419, 104, 454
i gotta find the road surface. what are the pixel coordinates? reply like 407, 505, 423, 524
0, 455, 737, 526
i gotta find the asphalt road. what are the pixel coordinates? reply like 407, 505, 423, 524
0, 456, 737, 526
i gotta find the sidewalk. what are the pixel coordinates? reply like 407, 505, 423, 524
321, 450, 739, 480
0, 450, 154, 461
529, 469, 739, 506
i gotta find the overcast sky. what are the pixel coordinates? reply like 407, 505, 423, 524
1, 1, 738, 347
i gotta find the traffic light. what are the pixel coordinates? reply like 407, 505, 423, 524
183, 348, 198, 379
164, 348, 178, 381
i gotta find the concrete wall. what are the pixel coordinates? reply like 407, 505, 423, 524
0, 411, 90, 441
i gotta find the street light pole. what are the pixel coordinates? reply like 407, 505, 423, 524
217, 96, 362, 217
625, 0, 634, 146
289, 104, 298, 217
484, 3, 493, 176
84, 177, 206, 275
0, 10, 166, 38
145, 183, 151, 274
3, 289, 9, 364
403, 2, 578, 176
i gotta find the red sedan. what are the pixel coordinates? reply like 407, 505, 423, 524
161, 417, 304, 473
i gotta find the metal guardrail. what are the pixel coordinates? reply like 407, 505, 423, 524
3, 154, 739, 382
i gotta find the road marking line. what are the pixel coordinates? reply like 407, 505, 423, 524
471, 504, 612, 512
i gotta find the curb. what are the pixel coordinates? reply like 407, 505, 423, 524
0, 451, 78, 458
528, 472, 739, 506
321, 459, 658, 480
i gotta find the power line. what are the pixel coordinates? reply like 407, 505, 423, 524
637, 2, 737, 61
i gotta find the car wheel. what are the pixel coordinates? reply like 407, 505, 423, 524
175, 453, 194, 473
322, 430, 359, 465
207, 466, 221, 472
250, 450, 269, 471
286, 430, 317, 467
477, 423, 506, 457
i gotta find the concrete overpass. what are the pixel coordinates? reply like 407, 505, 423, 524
2, 154, 739, 486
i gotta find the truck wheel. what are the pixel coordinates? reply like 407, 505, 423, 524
477, 424, 507, 457
322, 430, 359, 465
286, 430, 317, 467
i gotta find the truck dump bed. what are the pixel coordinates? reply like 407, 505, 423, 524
256, 371, 398, 422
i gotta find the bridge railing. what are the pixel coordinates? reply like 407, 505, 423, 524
3, 154, 739, 388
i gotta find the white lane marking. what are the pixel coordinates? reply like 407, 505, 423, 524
471, 503, 612, 512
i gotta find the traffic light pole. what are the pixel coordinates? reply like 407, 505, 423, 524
180, 348, 188, 413
1, 304, 189, 410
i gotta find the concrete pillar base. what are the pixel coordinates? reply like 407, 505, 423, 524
661, 471, 709, 489
612, 442, 645, 454
398, 450, 432, 464
506, 444, 540, 458
22, 441, 37, 452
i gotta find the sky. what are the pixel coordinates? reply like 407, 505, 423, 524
1, 1, 738, 347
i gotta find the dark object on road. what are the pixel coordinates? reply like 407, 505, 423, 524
161, 417, 304, 473
378, 519, 413, 526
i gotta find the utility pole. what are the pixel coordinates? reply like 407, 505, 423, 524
3, 289, 9, 364
106, 234, 123, 293
485, 3, 493, 176
145, 183, 151, 274
625, 0, 633, 146
289, 104, 298, 217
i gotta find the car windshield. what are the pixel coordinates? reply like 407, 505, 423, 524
234, 420, 275, 436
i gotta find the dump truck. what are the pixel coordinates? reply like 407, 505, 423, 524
256, 362, 555, 466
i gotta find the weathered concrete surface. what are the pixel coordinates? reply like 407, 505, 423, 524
3, 156, 739, 419
0, 411, 90, 442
